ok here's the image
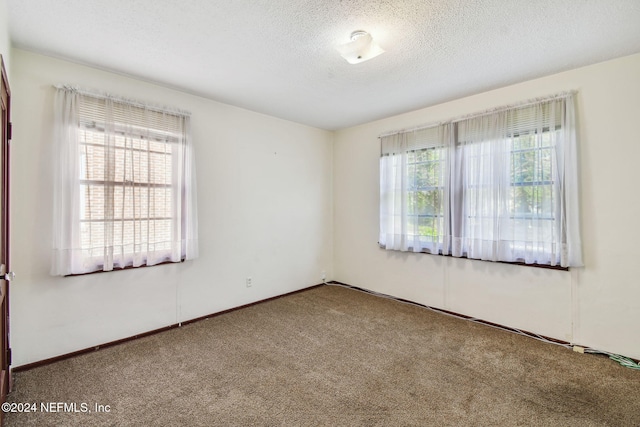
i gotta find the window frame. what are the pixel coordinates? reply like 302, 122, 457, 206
379, 93, 581, 269
77, 125, 177, 270
51, 86, 199, 277
405, 146, 448, 254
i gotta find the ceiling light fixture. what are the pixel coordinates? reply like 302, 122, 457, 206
337, 30, 385, 64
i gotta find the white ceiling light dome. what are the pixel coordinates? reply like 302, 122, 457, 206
337, 30, 385, 64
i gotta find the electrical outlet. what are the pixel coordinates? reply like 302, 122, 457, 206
321, 270, 326, 281
246, 277, 252, 288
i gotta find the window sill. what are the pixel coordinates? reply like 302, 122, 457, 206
64, 258, 186, 277
378, 244, 569, 271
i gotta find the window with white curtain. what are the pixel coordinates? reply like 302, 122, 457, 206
380, 125, 451, 255
51, 86, 199, 276
380, 93, 582, 268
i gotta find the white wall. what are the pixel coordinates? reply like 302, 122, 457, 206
0, 0, 10, 76
334, 53, 640, 360
10, 49, 334, 366
9, 48, 640, 366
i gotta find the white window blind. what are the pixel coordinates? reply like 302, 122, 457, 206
52, 87, 199, 276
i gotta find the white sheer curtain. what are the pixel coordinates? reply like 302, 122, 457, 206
453, 95, 581, 266
51, 86, 199, 276
380, 125, 451, 254
380, 132, 409, 251
379, 93, 582, 267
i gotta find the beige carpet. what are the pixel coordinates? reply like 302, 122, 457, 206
4, 284, 640, 426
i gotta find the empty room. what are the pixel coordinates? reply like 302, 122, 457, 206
0, 0, 639, 425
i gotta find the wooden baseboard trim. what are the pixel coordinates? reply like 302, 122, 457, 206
327, 281, 574, 347
329, 280, 640, 364
13, 283, 325, 372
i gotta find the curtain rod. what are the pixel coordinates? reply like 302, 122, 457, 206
378, 90, 576, 139
53, 84, 192, 117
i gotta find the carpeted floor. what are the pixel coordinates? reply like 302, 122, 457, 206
4, 284, 640, 426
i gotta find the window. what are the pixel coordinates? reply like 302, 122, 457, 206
380, 125, 450, 255
380, 93, 582, 268
52, 87, 199, 276
406, 146, 446, 248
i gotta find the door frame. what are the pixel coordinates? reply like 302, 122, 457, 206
0, 54, 12, 408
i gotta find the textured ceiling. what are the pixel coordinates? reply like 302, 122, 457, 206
7, 0, 640, 130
